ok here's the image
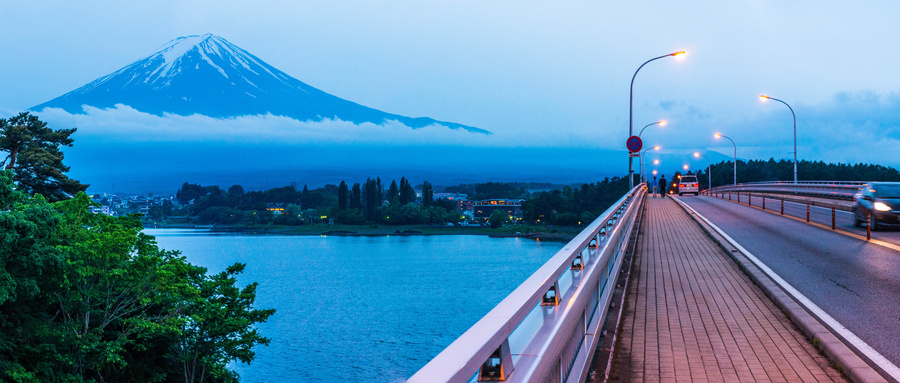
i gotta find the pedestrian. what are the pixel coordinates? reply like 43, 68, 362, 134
651, 175, 658, 197
659, 175, 667, 197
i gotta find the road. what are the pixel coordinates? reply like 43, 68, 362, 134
677, 195, 900, 369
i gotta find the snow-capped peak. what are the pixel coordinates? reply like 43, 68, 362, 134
31, 34, 487, 134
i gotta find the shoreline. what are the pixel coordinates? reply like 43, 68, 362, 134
142, 223, 579, 242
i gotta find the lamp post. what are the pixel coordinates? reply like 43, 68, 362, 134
694, 151, 711, 190
628, 51, 686, 189
760, 95, 797, 183
638, 120, 665, 184
641, 145, 660, 183
715, 133, 737, 185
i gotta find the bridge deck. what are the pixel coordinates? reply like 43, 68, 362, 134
610, 196, 845, 382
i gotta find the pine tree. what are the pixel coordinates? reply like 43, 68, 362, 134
422, 181, 433, 206
0, 112, 87, 201
350, 183, 362, 210
338, 181, 348, 210
388, 180, 399, 206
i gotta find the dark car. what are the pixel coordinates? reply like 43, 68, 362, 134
853, 182, 900, 230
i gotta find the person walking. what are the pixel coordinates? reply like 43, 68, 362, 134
651, 175, 658, 197
659, 175, 667, 197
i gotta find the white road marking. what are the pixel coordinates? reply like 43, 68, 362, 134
675, 197, 900, 381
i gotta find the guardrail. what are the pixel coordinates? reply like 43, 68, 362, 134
409, 184, 647, 383
701, 189, 881, 240
707, 181, 868, 200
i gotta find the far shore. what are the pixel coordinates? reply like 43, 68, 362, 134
142, 222, 582, 242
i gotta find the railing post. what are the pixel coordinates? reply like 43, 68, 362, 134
478, 339, 514, 381
806, 203, 810, 222
867, 213, 871, 240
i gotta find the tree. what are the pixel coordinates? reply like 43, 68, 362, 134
364, 178, 378, 221
387, 180, 399, 206
350, 183, 362, 210
399, 177, 416, 205
0, 112, 87, 201
489, 209, 511, 228
227, 184, 245, 196
0, 172, 274, 381
338, 181, 348, 210
422, 181, 433, 206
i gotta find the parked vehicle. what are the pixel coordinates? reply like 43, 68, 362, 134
678, 175, 700, 196
852, 182, 900, 230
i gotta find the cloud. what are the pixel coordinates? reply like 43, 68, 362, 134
32, 104, 619, 149
33, 105, 501, 147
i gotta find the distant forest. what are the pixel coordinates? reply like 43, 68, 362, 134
148, 159, 900, 227
677, 159, 900, 190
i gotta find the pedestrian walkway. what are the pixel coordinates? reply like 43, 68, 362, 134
611, 197, 845, 382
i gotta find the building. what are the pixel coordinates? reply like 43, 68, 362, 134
473, 199, 525, 222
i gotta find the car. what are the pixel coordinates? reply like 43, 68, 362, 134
852, 182, 900, 230
678, 175, 700, 196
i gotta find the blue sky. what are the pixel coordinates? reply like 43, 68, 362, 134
2, 1, 899, 170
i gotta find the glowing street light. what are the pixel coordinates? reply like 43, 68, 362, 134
628, 51, 687, 189
694, 151, 711, 190
760, 95, 798, 183
640, 145, 660, 183
638, 120, 667, 138
714, 133, 737, 185
683, 164, 689, 170
653, 159, 660, 165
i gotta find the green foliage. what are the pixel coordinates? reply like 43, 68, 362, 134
421, 181, 433, 206
704, 158, 900, 188
0, 112, 87, 201
522, 177, 629, 225
338, 181, 348, 211
0, 171, 273, 382
489, 209, 511, 228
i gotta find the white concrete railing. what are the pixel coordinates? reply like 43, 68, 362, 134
409, 184, 647, 383
708, 181, 868, 200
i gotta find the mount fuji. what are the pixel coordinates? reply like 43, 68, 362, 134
32, 34, 487, 134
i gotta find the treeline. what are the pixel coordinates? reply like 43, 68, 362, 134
0, 171, 274, 382
680, 158, 900, 190
523, 176, 630, 225
172, 176, 461, 226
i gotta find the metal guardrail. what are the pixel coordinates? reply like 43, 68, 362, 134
409, 184, 647, 383
708, 181, 869, 200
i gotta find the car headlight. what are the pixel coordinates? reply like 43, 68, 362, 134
874, 202, 892, 212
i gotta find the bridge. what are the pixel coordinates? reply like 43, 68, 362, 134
409, 181, 900, 383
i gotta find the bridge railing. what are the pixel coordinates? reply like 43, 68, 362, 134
409, 184, 647, 383
707, 181, 868, 200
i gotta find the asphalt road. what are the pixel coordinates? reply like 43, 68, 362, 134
677, 195, 900, 369
714, 192, 900, 245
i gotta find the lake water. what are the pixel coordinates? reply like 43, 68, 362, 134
145, 230, 561, 382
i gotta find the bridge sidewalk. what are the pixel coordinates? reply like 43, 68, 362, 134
610, 196, 845, 382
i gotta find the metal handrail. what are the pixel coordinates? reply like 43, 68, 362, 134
409, 184, 647, 383
708, 181, 866, 200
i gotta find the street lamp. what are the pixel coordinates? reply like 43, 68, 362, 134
714, 133, 737, 185
628, 51, 686, 189
640, 145, 660, 183
638, 120, 667, 138
694, 151, 711, 190
760, 95, 797, 183
637, 120, 666, 184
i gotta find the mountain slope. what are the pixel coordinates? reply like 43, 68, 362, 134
32, 34, 487, 134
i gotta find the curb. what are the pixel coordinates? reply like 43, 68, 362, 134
672, 196, 891, 383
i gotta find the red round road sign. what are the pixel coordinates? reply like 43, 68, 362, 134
627, 135, 642, 152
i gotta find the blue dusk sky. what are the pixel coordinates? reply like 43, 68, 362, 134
1, 1, 899, 170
